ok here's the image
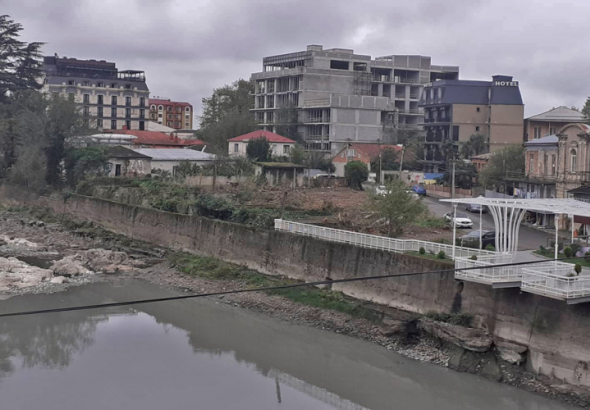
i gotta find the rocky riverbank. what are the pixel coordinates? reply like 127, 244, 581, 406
0, 208, 588, 408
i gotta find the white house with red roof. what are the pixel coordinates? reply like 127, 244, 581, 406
228, 130, 296, 157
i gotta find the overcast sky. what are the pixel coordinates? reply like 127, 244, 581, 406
4, 0, 589, 126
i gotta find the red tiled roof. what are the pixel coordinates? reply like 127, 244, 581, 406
149, 98, 192, 107
344, 143, 402, 159
105, 129, 204, 147
227, 130, 296, 143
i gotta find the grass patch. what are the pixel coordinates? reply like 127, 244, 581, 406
413, 216, 447, 229
169, 252, 382, 323
425, 311, 473, 327
406, 251, 454, 264
533, 250, 590, 268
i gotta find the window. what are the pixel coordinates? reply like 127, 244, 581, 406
549, 127, 556, 135
68, 93, 75, 101
175, 114, 180, 120
97, 82, 104, 87
533, 126, 541, 139
83, 94, 89, 104
185, 114, 190, 119
83, 106, 89, 116
150, 104, 156, 110
112, 96, 118, 105
475, 126, 480, 132
158, 113, 163, 118
176, 106, 182, 113
234, 143, 239, 153
330, 60, 349, 70
167, 121, 172, 127
125, 84, 131, 90
529, 154, 534, 173
140, 97, 145, 107
97, 95, 104, 105
111, 83, 118, 88
347, 148, 356, 157
126, 96, 132, 106
125, 108, 131, 118
552, 154, 556, 175
68, 80, 75, 86
185, 106, 190, 112
97, 107, 103, 118
283, 145, 290, 154
544, 154, 548, 175
139, 109, 145, 119
571, 149, 577, 172
125, 120, 131, 130
476, 107, 481, 112
111, 120, 117, 130
167, 106, 172, 112
111, 107, 117, 117
139, 121, 145, 131
97, 119, 103, 129
185, 122, 189, 127
158, 105, 163, 111
83, 81, 90, 86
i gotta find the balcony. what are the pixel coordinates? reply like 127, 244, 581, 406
304, 117, 330, 124
394, 93, 406, 99
521, 263, 590, 304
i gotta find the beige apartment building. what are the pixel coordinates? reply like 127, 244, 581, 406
42, 56, 149, 131
419, 75, 524, 172
524, 106, 583, 141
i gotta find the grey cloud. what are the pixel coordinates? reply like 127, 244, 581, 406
4, 0, 590, 122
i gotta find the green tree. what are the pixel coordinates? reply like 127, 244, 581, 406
275, 102, 302, 143
174, 161, 201, 178
479, 145, 525, 189
197, 79, 256, 154
371, 148, 399, 182
460, 134, 486, 159
0, 15, 44, 102
63, 145, 109, 187
582, 97, 590, 124
289, 144, 306, 165
368, 178, 426, 237
246, 137, 272, 161
440, 160, 477, 189
345, 160, 368, 190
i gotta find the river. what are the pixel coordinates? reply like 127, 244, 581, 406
0, 280, 577, 410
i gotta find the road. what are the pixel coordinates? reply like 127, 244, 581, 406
422, 196, 553, 251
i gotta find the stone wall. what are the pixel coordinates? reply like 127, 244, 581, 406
1, 183, 589, 388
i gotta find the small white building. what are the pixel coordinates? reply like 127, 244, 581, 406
227, 130, 296, 158
106, 146, 152, 177
132, 148, 215, 176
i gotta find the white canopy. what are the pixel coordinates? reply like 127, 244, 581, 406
441, 197, 590, 218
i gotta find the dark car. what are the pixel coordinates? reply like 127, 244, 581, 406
465, 203, 487, 213
459, 230, 497, 248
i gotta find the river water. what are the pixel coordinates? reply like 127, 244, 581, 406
0, 280, 577, 410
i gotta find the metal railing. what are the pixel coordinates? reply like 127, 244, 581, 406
274, 220, 497, 260
521, 267, 590, 299
455, 255, 521, 284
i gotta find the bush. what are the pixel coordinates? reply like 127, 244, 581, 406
564, 246, 573, 258
575, 264, 582, 275
425, 311, 473, 327
470, 255, 478, 261
539, 245, 546, 253
570, 243, 581, 257
344, 161, 369, 190
437, 251, 446, 259
419, 247, 426, 255
485, 244, 496, 252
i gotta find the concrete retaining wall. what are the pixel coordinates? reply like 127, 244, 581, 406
1, 183, 590, 388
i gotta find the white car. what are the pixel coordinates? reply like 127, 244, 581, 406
443, 212, 474, 228
375, 186, 419, 200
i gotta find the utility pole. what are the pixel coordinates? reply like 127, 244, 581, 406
398, 146, 406, 181
451, 159, 456, 199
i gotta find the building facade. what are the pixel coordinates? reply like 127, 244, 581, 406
228, 130, 296, 158
524, 106, 583, 142
331, 143, 401, 177
251, 45, 458, 155
42, 56, 149, 131
419, 75, 524, 172
149, 98, 193, 130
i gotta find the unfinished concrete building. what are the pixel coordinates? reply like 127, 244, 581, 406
251, 45, 459, 155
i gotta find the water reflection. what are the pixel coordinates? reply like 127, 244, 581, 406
0, 281, 578, 410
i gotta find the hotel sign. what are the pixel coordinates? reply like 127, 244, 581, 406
494, 81, 519, 86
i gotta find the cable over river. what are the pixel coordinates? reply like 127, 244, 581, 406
0, 280, 578, 410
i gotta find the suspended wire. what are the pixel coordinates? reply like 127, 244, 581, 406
0, 257, 577, 319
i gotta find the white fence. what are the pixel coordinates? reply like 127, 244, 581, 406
274, 219, 497, 260
455, 255, 521, 284
521, 262, 590, 300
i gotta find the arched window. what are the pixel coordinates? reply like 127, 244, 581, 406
150, 104, 156, 111
158, 105, 163, 111
571, 148, 577, 172
185, 106, 191, 112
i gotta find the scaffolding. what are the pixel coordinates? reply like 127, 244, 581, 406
353, 71, 372, 95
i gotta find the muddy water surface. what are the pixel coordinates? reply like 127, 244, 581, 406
0, 280, 578, 410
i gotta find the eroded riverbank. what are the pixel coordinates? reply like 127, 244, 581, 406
0, 207, 588, 408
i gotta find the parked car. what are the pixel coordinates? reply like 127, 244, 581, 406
465, 203, 487, 213
443, 212, 474, 228
412, 185, 426, 196
460, 230, 497, 248
313, 173, 337, 180
375, 186, 419, 200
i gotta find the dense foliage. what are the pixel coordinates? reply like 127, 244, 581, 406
479, 145, 525, 189
246, 137, 272, 161
344, 161, 368, 189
